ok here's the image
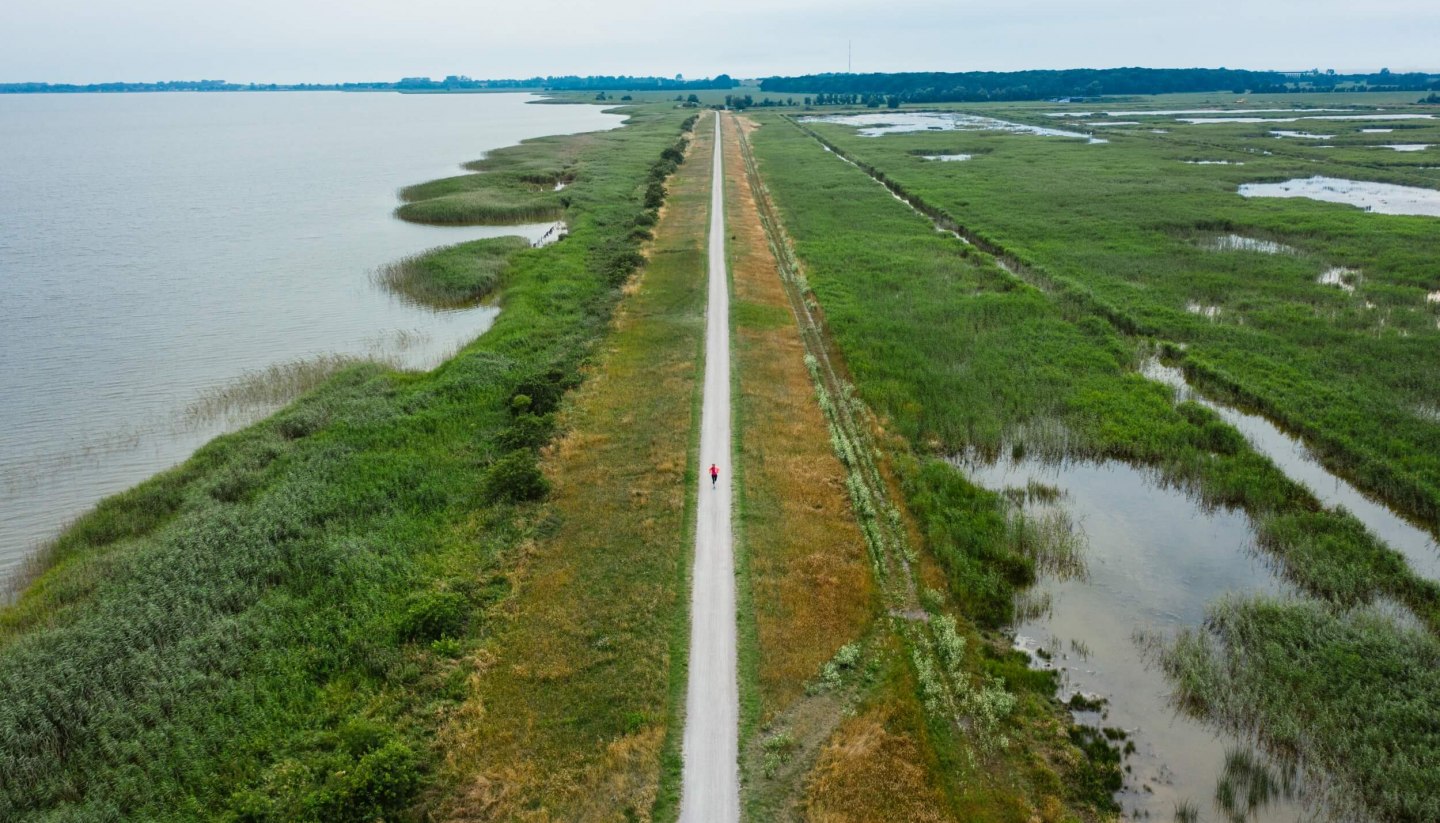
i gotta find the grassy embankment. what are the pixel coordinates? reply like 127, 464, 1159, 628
0, 106, 696, 821
740, 115, 1123, 822
748, 109, 1440, 819
423, 111, 711, 822
724, 114, 941, 821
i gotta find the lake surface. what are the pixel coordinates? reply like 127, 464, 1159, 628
0, 92, 623, 585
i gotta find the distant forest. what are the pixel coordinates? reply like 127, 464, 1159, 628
0, 74, 740, 94
758, 67, 1440, 104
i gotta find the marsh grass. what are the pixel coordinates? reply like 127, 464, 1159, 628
751, 104, 1440, 816
395, 188, 565, 225
182, 354, 385, 427
1163, 597, 1440, 821
372, 235, 530, 309
792, 101, 1440, 533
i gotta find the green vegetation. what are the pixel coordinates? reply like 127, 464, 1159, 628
428, 111, 706, 821
738, 114, 1114, 820
747, 96, 1440, 819
374, 235, 531, 309
1163, 598, 1440, 820
392, 132, 595, 224
0, 106, 696, 820
752, 113, 1438, 632
796, 97, 1440, 532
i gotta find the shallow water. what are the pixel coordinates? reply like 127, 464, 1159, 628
1204, 234, 1294, 254
1317, 266, 1360, 292
1142, 360, 1440, 580
1184, 160, 1245, 165
802, 112, 1108, 143
1270, 130, 1335, 140
961, 456, 1308, 821
920, 154, 972, 161
1238, 176, 1440, 217
1377, 144, 1433, 152
0, 92, 623, 584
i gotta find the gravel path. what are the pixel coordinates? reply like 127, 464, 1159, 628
678, 111, 740, 823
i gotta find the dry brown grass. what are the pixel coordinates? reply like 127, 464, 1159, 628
430, 119, 715, 822
723, 114, 876, 719
803, 699, 951, 823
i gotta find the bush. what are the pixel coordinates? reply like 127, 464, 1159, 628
497, 413, 555, 451
482, 450, 550, 503
397, 590, 468, 642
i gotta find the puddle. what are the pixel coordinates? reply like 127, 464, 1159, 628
1377, 144, 1433, 152
920, 154, 972, 161
1184, 117, 1297, 124
1087, 120, 1140, 126
1317, 266, 1360, 293
532, 221, 567, 247
960, 455, 1309, 821
1239, 176, 1440, 217
1361, 128, 1395, 134
1150, 129, 1170, 134
1142, 359, 1440, 580
1203, 234, 1295, 254
1186, 302, 1223, 319
802, 112, 1108, 143
1184, 160, 1245, 165
1270, 130, 1335, 140
1427, 290, 1440, 304
553, 180, 568, 191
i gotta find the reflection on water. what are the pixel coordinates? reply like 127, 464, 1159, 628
802, 111, 1109, 143
1317, 266, 1360, 293
1142, 359, 1440, 580
959, 455, 1308, 821
1238, 175, 1440, 217
0, 92, 623, 584
1203, 234, 1295, 254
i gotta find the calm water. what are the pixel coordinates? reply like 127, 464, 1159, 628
963, 456, 1311, 822
0, 92, 623, 584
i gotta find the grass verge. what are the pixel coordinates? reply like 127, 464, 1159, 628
424, 113, 711, 822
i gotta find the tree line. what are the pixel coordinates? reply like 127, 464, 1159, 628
758, 67, 1440, 103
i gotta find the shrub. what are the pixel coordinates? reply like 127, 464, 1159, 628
397, 590, 468, 643
482, 450, 550, 503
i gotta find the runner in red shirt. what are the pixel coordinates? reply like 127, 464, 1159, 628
709, 463, 719, 488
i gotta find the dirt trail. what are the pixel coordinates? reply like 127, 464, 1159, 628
678, 111, 740, 823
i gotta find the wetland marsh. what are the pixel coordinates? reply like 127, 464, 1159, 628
756, 91, 1440, 820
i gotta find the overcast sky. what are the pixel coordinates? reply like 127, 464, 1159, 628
3, 0, 1438, 84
